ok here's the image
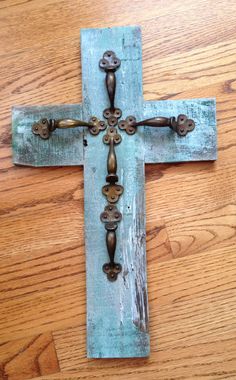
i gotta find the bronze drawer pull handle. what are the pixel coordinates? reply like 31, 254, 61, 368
100, 204, 122, 281
99, 51, 122, 125
32, 117, 106, 139
118, 114, 195, 136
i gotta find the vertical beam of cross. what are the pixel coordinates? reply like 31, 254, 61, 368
81, 27, 149, 358
12, 26, 217, 359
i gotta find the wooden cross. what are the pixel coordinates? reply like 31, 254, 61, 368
12, 26, 217, 359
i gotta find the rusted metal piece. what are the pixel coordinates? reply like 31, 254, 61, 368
32, 117, 106, 139
100, 204, 122, 281
99, 51, 122, 124
118, 114, 195, 136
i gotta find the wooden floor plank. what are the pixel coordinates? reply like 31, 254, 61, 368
0, 333, 60, 380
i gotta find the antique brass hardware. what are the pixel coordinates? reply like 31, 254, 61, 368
32, 117, 106, 139
100, 204, 122, 281
99, 51, 122, 125
31, 50, 195, 281
118, 115, 195, 136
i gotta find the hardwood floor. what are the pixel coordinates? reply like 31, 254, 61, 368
0, 0, 236, 378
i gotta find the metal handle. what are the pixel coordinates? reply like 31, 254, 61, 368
100, 204, 122, 282
119, 114, 195, 136
32, 117, 106, 139
99, 51, 122, 121
54, 119, 93, 129
134, 117, 172, 127
106, 229, 116, 265
106, 71, 116, 112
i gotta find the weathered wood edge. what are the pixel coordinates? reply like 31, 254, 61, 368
144, 98, 217, 164
12, 104, 84, 167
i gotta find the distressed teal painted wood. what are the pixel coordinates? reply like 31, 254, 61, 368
144, 98, 217, 163
81, 26, 149, 358
11, 25, 217, 359
12, 105, 84, 166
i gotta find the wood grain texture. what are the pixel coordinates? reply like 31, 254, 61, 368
0, 333, 59, 379
0, 0, 236, 378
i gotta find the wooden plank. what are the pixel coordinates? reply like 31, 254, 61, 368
81, 26, 149, 358
12, 105, 84, 167
144, 98, 217, 163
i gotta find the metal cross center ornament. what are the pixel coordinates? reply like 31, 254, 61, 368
12, 26, 217, 358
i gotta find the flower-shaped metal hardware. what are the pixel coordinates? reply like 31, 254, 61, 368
32, 118, 52, 139
103, 127, 122, 145
99, 50, 121, 72
102, 183, 123, 203
100, 204, 122, 224
88, 117, 107, 135
118, 116, 136, 135
170, 114, 195, 136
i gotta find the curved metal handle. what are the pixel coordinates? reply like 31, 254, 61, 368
107, 137, 117, 177
134, 117, 172, 127
103, 224, 122, 282
32, 117, 106, 139
99, 51, 122, 120
54, 119, 93, 129
106, 229, 116, 265
100, 204, 122, 282
106, 72, 116, 112
119, 114, 195, 136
